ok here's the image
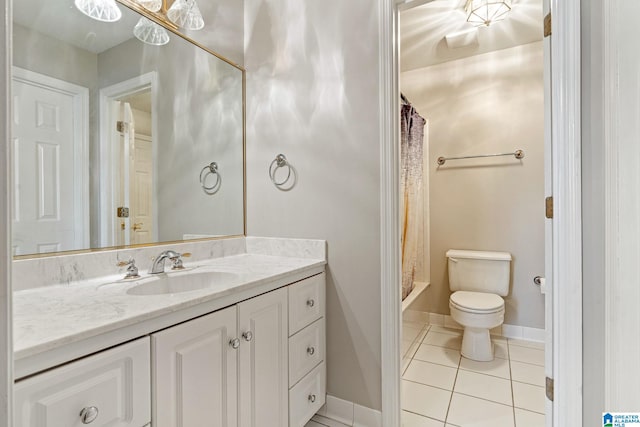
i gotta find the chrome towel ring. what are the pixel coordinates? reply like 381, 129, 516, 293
199, 162, 221, 195
269, 154, 296, 190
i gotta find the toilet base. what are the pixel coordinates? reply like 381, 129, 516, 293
461, 327, 494, 362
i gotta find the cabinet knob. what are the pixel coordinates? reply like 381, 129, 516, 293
308, 394, 316, 403
229, 338, 240, 349
306, 299, 315, 308
79, 406, 99, 424
307, 346, 315, 356
242, 331, 253, 342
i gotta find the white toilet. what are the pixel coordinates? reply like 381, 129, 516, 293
447, 249, 512, 362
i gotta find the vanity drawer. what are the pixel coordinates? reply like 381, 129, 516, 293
14, 337, 151, 427
289, 362, 326, 427
289, 273, 325, 335
289, 318, 325, 387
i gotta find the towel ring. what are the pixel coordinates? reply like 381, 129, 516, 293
200, 162, 221, 194
269, 154, 292, 186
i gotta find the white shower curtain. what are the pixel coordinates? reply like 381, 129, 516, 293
401, 95, 425, 301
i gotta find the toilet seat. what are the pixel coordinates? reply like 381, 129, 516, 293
450, 291, 504, 313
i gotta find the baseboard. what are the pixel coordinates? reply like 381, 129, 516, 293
313, 394, 382, 427
426, 313, 545, 342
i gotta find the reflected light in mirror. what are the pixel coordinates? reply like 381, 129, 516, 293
167, 0, 205, 31
137, 0, 161, 12
74, 0, 122, 22
133, 17, 171, 45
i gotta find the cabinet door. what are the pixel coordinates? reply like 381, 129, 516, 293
238, 287, 288, 427
152, 306, 238, 427
14, 337, 150, 427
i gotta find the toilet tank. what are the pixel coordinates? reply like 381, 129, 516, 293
447, 250, 512, 296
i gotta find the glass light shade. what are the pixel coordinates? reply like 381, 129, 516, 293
167, 0, 204, 30
74, 0, 122, 22
133, 17, 171, 46
465, 0, 512, 27
136, 0, 162, 12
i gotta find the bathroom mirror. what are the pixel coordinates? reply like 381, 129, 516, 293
11, 0, 245, 257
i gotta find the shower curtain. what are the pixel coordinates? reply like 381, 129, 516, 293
401, 94, 426, 301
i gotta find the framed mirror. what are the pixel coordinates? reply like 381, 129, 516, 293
11, 0, 245, 257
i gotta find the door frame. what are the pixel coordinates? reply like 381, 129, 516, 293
98, 72, 158, 247
378, 0, 583, 425
12, 66, 90, 252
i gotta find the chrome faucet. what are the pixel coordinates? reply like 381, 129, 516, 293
149, 250, 190, 274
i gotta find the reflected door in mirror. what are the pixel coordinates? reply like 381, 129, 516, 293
11, 68, 89, 256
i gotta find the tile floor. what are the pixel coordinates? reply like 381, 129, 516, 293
401, 321, 546, 427
306, 321, 546, 427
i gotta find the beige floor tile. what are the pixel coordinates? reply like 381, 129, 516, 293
511, 360, 545, 387
402, 411, 446, 427
508, 339, 545, 350
509, 345, 544, 366
404, 360, 458, 390
453, 370, 513, 405
423, 331, 463, 350
494, 340, 509, 359
413, 344, 461, 368
514, 408, 545, 427
513, 382, 545, 414
459, 355, 511, 379
402, 380, 452, 422
429, 325, 463, 336
404, 325, 425, 343
446, 393, 515, 427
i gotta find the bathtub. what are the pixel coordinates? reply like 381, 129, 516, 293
402, 281, 429, 323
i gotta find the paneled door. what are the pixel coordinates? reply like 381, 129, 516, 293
130, 133, 153, 245
152, 306, 238, 427
238, 287, 288, 427
11, 67, 88, 255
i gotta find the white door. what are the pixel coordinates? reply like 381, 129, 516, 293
11, 69, 88, 255
130, 133, 153, 245
152, 306, 238, 427
238, 287, 288, 427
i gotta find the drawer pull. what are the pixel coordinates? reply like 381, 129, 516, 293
229, 338, 240, 349
307, 346, 315, 356
307, 299, 315, 308
242, 331, 253, 342
308, 394, 316, 403
79, 406, 99, 424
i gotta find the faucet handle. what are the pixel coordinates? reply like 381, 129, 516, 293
171, 252, 191, 270
117, 258, 140, 279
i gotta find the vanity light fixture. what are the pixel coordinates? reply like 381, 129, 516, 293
74, 0, 122, 22
465, 0, 512, 27
134, 0, 204, 31
133, 17, 171, 45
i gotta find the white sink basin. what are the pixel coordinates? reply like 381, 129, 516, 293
126, 271, 239, 296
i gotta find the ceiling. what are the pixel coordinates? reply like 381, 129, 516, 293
400, 0, 543, 71
13, 0, 140, 54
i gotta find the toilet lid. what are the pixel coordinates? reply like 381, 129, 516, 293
450, 291, 504, 313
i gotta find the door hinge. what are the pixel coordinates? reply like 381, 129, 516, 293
544, 12, 552, 37
545, 196, 553, 219
117, 120, 125, 132
546, 377, 554, 401
117, 207, 130, 218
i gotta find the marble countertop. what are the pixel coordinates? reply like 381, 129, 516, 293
14, 253, 325, 363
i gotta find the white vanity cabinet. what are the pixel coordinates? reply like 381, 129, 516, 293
152, 287, 290, 427
14, 338, 151, 427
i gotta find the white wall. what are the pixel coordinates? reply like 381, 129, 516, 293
244, 0, 382, 410
401, 42, 545, 328
97, 36, 245, 241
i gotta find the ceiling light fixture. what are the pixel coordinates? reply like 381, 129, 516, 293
74, 0, 122, 22
134, 0, 204, 31
133, 17, 171, 45
465, 0, 512, 27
